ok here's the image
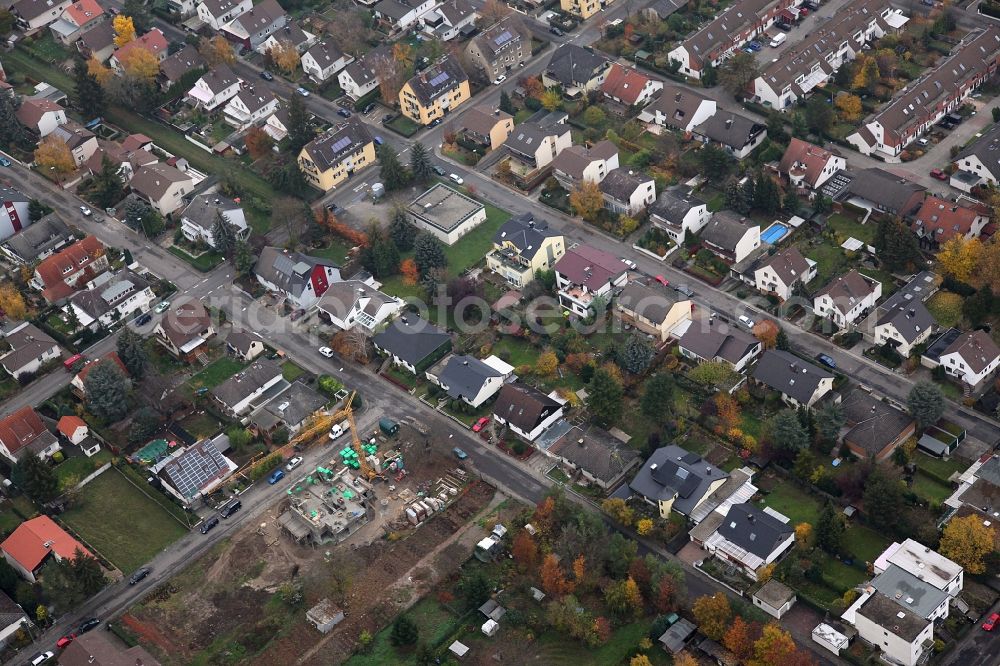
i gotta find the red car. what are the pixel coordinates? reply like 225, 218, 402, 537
983, 612, 999, 631
654, 275, 670, 286
472, 417, 490, 432
56, 634, 77, 649
930, 168, 948, 181
798, 7, 809, 15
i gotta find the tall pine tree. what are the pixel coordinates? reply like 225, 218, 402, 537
211, 211, 238, 256
413, 233, 447, 276
378, 144, 409, 190
286, 94, 314, 153
409, 142, 433, 184
73, 57, 105, 119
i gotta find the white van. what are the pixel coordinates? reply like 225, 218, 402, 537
769, 33, 787, 48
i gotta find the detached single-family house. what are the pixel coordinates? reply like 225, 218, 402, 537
629, 444, 728, 519
873, 283, 935, 357
221, 0, 288, 52
0, 406, 61, 464
693, 112, 767, 159
60, 633, 161, 665
212, 358, 285, 417
32, 234, 108, 303
599, 168, 656, 216
678, 320, 762, 372
70, 351, 129, 398
1, 516, 90, 582
702, 503, 795, 580
154, 299, 216, 362
76, 21, 115, 63
427, 354, 514, 408
301, 39, 355, 83
638, 84, 715, 132
554, 244, 629, 316
937, 329, 1000, 389
813, 270, 882, 328
15, 99, 66, 138
648, 188, 710, 244
69, 270, 156, 329
615, 280, 694, 342
0, 187, 31, 246
874, 539, 963, 597
823, 168, 926, 218
421, 0, 477, 41
187, 65, 242, 111
910, 196, 989, 250
339, 46, 390, 101
12, 0, 73, 33
752, 349, 835, 408
0, 591, 28, 647
753, 246, 816, 300
840, 389, 915, 461
197, 0, 251, 30
254, 246, 341, 310
547, 424, 641, 490
458, 107, 514, 151
779, 138, 846, 191
0, 322, 62, 380
129, 162, 195, 216
398, 54, 471, 126
373, 0, 438, 32
491, 383, 564, 442
258, 21, 316, 56
372, 314, 451, 374
180, 193, 249, 249
56, 415, 100, 457
158, 45, 207, 91
49, 0, 105, 45
505, 111, 571, 170
700, 212, 760, 264
601, 63, 662, 108
951, 121, 1000, 192
464, 16, 528, 80
251, 380, 328, 435
0, 212, 72, 265
109, 29, 169, 73
542, 44, 611, 97
223, 87, 280, 130
297, 120, 375, 192
50, 121, 98, 167
485, 213, 566, 288
845, 592, 933, 666
551, 140, 619, 190
316, 280, 403, 333
226, 329, 265, 362
156, 434, 238, 504
560, 0, 617, 20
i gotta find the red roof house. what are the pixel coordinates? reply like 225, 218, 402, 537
71, 351, 128, 397
56, 415, 88, 444
1, 516, 92, 581
600, 63, 663, 108
0, 406, 60, 463
32, 235, 108, 302
911, 196, 989, 248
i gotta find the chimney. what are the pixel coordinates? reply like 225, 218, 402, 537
725, 118, 733, 129
577, 438, 585, 446
650, 463, 658, 471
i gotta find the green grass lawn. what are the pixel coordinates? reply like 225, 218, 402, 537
177, 410, 223, 440
383, 365, 419, 389
529, 621, 653, 665
61, 470, 188, 572
816, 552, 867, 592
492, 336, 540, 367
925, 292, 964, 328
344, 597, 463, 666
144, 338, 186, 376
55, 450, 113, 492
755, 482, 821, 525
309, 239, 353, 263
914, 453, 966, 480
0, 496, 36, 537
842, 524, 891, 564
168, 246, 223, 272
187, 357, 248, 391
800, 240, 850, 289
827, 213, 875, 245
281, 360, 307, 382
385, 114, 422, 137
910, 472, 953, 505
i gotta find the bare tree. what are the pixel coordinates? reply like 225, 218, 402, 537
373, 51, 404, 106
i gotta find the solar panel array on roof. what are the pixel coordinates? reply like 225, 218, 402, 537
328, 136, 351, 154
429, 71, 450, 86
273, 254, 295, 277
494, 30, 513, 47
163, 443, 229, 499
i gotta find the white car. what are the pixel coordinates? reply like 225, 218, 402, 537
79, 205, 92, 217
318, 346, 334, 358
286, 456, 303, 471
738, 314, 755, 329
494, 75, 507, 85
296, 87, 310, 97
449, 173, 464, 185
622, 258, 637, 270
31, 652, 55, 666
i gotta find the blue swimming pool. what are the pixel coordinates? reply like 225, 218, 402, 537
761, 223, 790, 244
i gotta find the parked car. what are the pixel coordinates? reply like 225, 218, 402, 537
983, 612, 999, 631
77, 618, 101, 634
30, 652, 55, 665
746, 40, 762, 51
549, 26, 564, 36
382, 113, 395, 123
654, 275, 669, 286
129, 567, 151, 585
472, 417, 490, 432
56, 634, 76, 649
817, 353, 837, 369
494, 74, 507, 85
930, 168, 948, 181
432, 165, 447, 176
674, 284, 695, 297
363, 103, 376, 114
295, 87, 310, 97
337, 108, 352, 118
449, 173, 464, 185
154, 301, 171, 313
134, 312, 152, 326
220, 500, 242, 518
775, 21, 792, 31
452, 447, 468, 460
946, 113, 963, 125
199, 516, 219, 534
0, 156, 11, 167
268, 469, 285, 485
286, 456, 303, 471
797, 7, 808, 16
374, 135, 384, 146
326, 202, 344, 215
79, 205, 92, 216
318, 346, 334, 358
622, 258, 637, 270
738, 314, 755, 329
260, 70, 274, 81
430, 118, 442, 127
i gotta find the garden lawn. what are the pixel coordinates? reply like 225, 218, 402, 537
309, 239, 353, 263
55, 450, 113, 491
926, 292, 964, 328
168, 246, 223, 272
188, 357, 248, 391
914, 453, 966, 481
344, 598, 464, 666
827, 214, 876, 245
281, 360, 307, 382
492, 336, 539, 367
60, 470, 188, 572
755, 482, 821, 525
529, 621, 654, 665
177, 410, 223, 440
910, 472, 953, 505
801, 240, 850, 289
385, 114, 422, 137
842, 524, 891, 564
144, 338, 185, 376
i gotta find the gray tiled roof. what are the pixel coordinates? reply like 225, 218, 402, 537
650, 188, 705, 227
679, 322, 759, 365
438, 355, 503, 401
253, 246, 337, 299
301, 119, 372, 172
954, 121, 1000, 182
840, 389, 914, 457
492, 213, 559, 255
694, 111, 765, 149
544, 44, 609, 87
599, 168, 651, 202
871, 564, 949, 619
856, 593, 929, 642
403, 54, 468, 107
616, 281, 681, 326
716, 503, 793, 559
493, 383, 562, 433
372, 314, 450, 366
629, 444, 727, 515
1, 213, 71, 263
701, 211, 755, 250
211, 358, 283, 408
181, 193, 242, 233
752, 350, 833, 404
548, 424, 640, 485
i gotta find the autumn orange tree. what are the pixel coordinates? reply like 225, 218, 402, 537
87, 57, 113, 86
937, 236, 983, 283
0, 283, 29, 320
511, 530, 538, 572
120, 47, 160, 82
604, 576, 643, 618
939, 514, 994, 574
245, 127, 274, 160
569, 181, 604, 222
835, 93, 862, 121
752, 319, 779, 349
314, 208, 368, 247
601, 497, 634, 526
795, 522, 814, 550
653, 574, 677, 613
749, 623, 810, 666
692, 592, 731, 640
672, 652, 699, 666
572, 554, 587, 588
540, 553, 573, 598
34, 136, 75, 179
714, 391, 741, 431
400, 258, 419, 285
535, 349, 558, 377
200, 35, 235, 66
269, 40, 300, 74
723, 616, 756, 661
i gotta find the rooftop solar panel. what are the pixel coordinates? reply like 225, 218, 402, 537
429, 71, 450, 87
328, 136, 352, 153
162, 442, 228, 499
494, 30, 513, 46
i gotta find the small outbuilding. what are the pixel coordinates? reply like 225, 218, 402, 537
482, 619, 500, 636
812, 622, 849, 655
479, 599, 507, 622
752, 579, 796, 619
449, 640, 470, 659
658, 617, 697, 654
306, 599, 344, 633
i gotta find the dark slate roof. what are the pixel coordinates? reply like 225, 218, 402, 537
181, 193, 242, 233
372, 314, 450, 366
342, 45, 390, 88
1, 213, 71, 262
954, 121, 1000, 182
757, 246, 810, 286
493, 383, 561, 432
875, 300, 934, 344
260, 380, 327, 428
840, 389, 914, 456
438, 355, 503, 400
403, 54, 468, 107
598, 168, 651, 202
544, 44, 610, 87
301, 119, 372, 172
752, 350, 833, 404
856, 593, 929, 642
548, 424, 640, 485
694, 111, 764, 149
0, 589, 26, 629
644, 0, 687, 19
211, 358, 283, 408
678, 322, 759, 365
839, 169, 926, 215
871, 564, 949, 619
473, 16, 527, 60
160, 44, 205, 82
716, 503, 793, 559
942, 330, 1000, 374
493, 213, 560, 255
616, 281, 681, 325
253, 246, 336, 299
977, 455, 1000, 486
701, 211, 756, 250
650, 188, 705, 227
629, 444, 727, 515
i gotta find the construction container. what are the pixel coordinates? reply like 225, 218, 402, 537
406, 507, 419, 525
379, 418, 399, 437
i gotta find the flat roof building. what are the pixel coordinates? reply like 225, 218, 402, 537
405, 183, 487, 245
278, 465, 374, 545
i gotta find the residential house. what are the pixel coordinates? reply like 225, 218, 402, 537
599, 168, 656, 216
703, 503, 795, 580
226, 329, 264, 362
372, 0, 438, 32
873, 539, 963, 597
750, 0, 905, 110
372, 314, 451, 374
821, 168, 926, 217
69, 270, 157, 329
951, 121, 1000, 191
666, 0, 795, 78
70, 351, 129, 398
155, 434, 237, 504
258, 21, 316, 56
316, 280, 403, 333
180, 193, 249, 249
753, 580, 797, 619
251, 380, 328, 435
601, 63, 663, 108
542, 44, 611, 97
297, 120, 375, 192
839, 389, 915, 461
560, 0, 617, 20
301, 39, 355, 83
778, 138, 847, 191
845, 592, 933, 666
398, 54, 470, 125
0, 406, 61, 464
197, 0, 252, 31
0, 590, 28, 647
0, 186, 31, 245
187, 65, 242, 111
937, 329, 1000, 389
629, 444, 728, 519
404, 183, 486, 245
554, 244, 629, 316
752, 349, 835, 408
813, 270, 882, 328
129, 162, 194, 216
32, 235, 108, 303
551, 140, 619, 190
427, 354, 514, 408
649, 188, 711, 243
50, 121, 98, 167
12, 0, 73, 32
212, 358, 285, 416
0, 212, 71, 265
848, 27, 1000, 159
485, 213, 566, 288
678, 319, 762, 371
264, 107, 291, 142
547, 424, 641, 489
158, 44, 207, 91
75, 21, 115, 63
339, 45, 390, 101
109, 28, 169, 73
458, 107, 514, 151
0, 516, 89, 582
505, 110, 571, 170
638, 84, 716, 132
873, 293, 935, 357
83, 137, 157, 183
48, 0, 104, 44
223, 87, 279, 130
643, 0, 687, 20
699, 211, 760, 263
154, 299, 216, 362
15, 99, 67, 138
910, 196, 988, 250
221, 0, 288, 52
0, 322, 62, 380
491, 383, 564, 442
614, 280, 693, 342
465, 17, 529, 81
693, 111, 767, 159
253, 246, 341, 310
58, 632, 161, 666
753, 246, 816, 300
870, 564, 951, 621
421, 0, 476, 41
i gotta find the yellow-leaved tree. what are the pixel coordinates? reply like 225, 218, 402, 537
937, 236, 983, 284
0, 283, 29, 320
569, 181, 603, 222
199, 35, 235, 66
34, 136, 75, 178
835, 93, 862, 121
113, 15, 136, 47
939, 514, 994, 574
120, 47, 160, 82
269, 40, 300, 74
87, 57, 113, 86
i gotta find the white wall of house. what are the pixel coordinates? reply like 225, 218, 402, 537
873, 322, 932, 358
939, 349, 1000, 386
339, 68, 379, 100
493, 403, 564, 442
197, 0, 252, 30
36, 109, 67, 138
853, 609, 931, 666
813, 283, 882, 327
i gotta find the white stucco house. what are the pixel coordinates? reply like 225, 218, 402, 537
813, 270, 882, 328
